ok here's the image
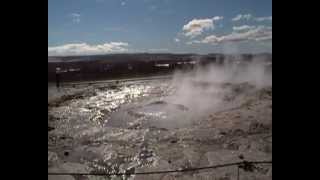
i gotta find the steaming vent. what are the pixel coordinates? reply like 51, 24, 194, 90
106, 100, 192, 130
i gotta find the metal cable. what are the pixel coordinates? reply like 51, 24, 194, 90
48, 160, 272, 176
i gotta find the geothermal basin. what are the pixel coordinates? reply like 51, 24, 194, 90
48, 67, 272, 180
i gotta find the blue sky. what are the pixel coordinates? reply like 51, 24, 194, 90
48, 0, 272, 56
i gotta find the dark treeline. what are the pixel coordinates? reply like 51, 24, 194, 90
48, 53, 272, 82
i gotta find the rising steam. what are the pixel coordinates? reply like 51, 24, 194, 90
165, 55, 272, 121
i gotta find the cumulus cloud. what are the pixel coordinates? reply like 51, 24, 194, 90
189, 26, 272, 45
70, 13, 81, 23
232, 14, 252, 21
48, 42, 129, 56
233, 25, 256, 31
182, 16, 223, 38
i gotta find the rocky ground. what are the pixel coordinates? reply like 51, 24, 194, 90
48, 77, 272, 180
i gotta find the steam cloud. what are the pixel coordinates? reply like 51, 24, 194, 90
165, 55, 272, 121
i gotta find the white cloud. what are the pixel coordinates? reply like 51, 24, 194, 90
189, 26, 272, 45
255, 16, 272, 22
174, 38, 180, 42
121, 1, 126, 6
182, 16, 223, 38
70, 13, 81, 23
233, 25, 256, 31
48, 42, 129, 56
212, 16, 223, 21
232, 14, 252, 21
232, 14, 272, 22
186, 40, 201, 45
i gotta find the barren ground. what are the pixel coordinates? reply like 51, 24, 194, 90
48, 76, 272, 180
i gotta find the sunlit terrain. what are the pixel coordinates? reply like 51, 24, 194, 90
48, 61, 272, 180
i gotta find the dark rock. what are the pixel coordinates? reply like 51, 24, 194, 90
149, 101, 167, 105
64, 151, 69, 156
170, 139, 178, 144
60, 136, 67, 140
239, 161, 256, 172
238, 154, 244, 160
48, 126, 55, 131
125, 167, 135, 175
